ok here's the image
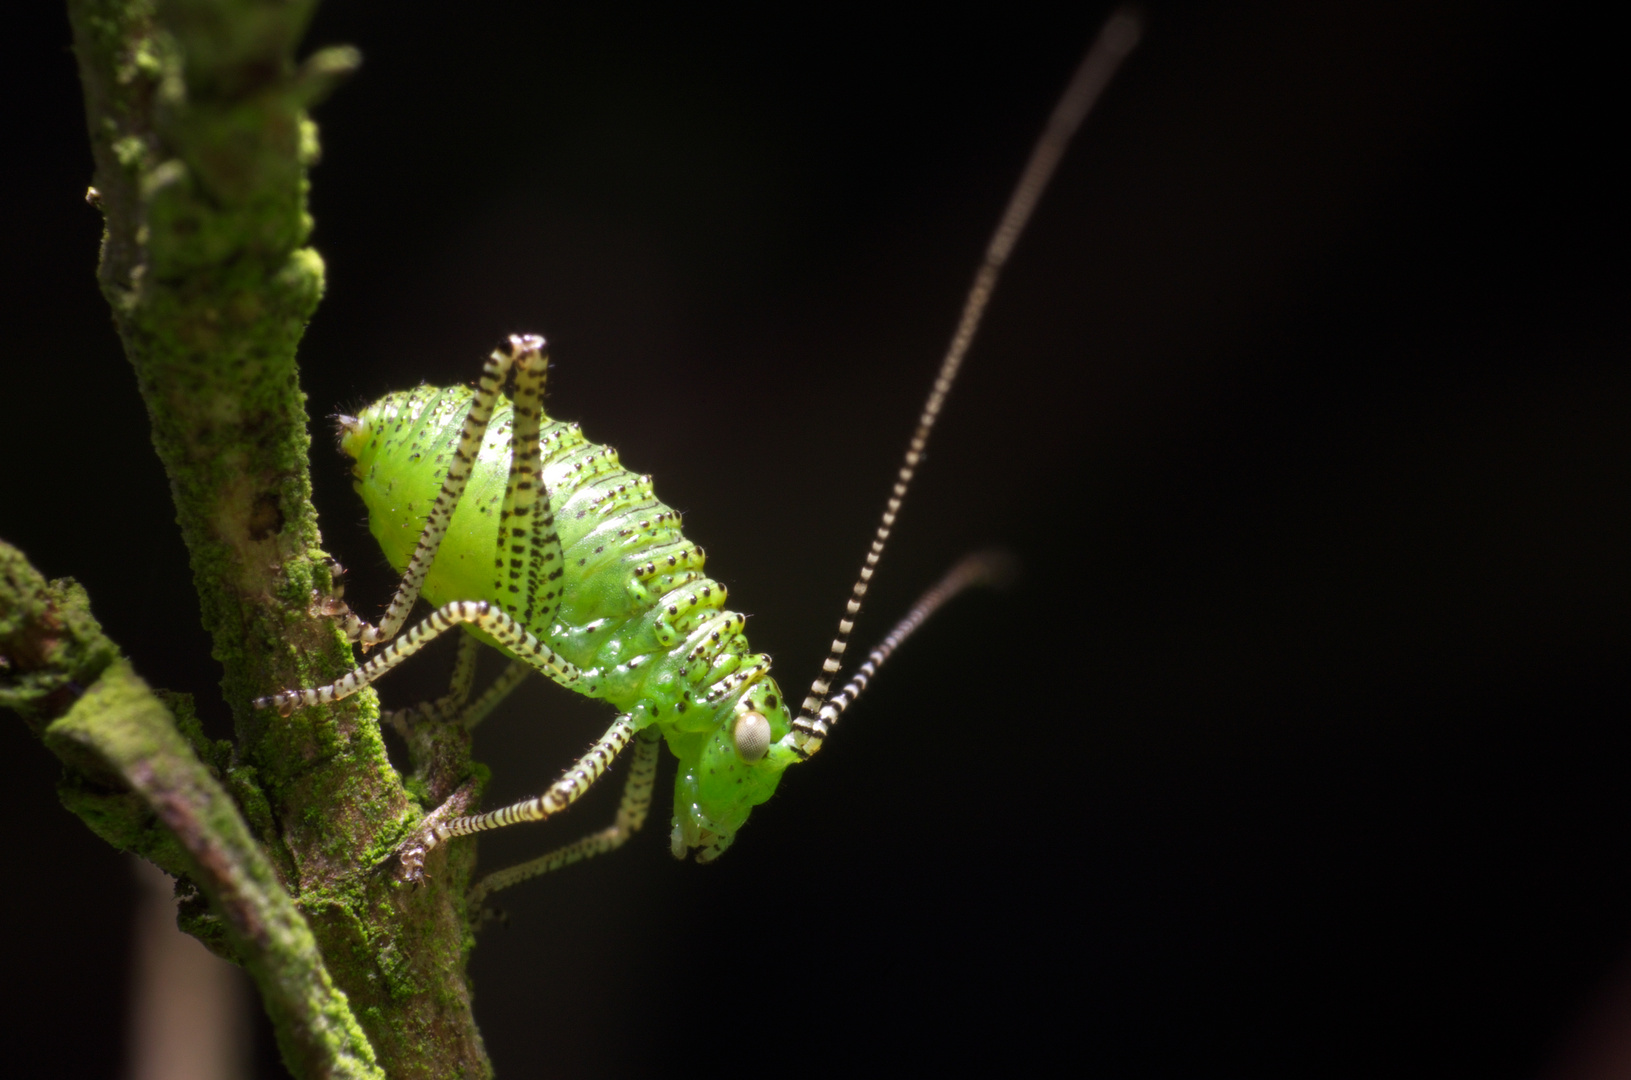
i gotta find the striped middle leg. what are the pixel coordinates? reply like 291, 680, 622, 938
395, 712, 641, 883
379, 630, 483, 736
457, 658, 531, 731
253, 599, 595, 716
466, 726, 659, 905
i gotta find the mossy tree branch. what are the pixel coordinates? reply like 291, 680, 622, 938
0, 1, 494, 1076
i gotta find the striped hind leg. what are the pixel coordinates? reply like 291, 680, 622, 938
396, 712, 642, 883
380, 632, 531, 736
254, 600, 597, 716
455, 659, 530, 731
467, 727, 659, 907
380, 632, 533, 802
380, 631, 484, 736
325, 333, 562, 649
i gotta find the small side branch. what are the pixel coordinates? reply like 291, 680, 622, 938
50, 666, 385, 1080
1, 540, 384, 1080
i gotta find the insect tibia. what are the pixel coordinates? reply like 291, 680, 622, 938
491, 335, 562, 633
253, 597, 592, 716
396, 712, 640, 884
465, 728, 660, 905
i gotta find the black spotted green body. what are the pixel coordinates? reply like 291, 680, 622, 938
342, 385, 799, 857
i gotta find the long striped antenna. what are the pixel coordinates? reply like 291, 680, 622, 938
791, 8, 1141, 755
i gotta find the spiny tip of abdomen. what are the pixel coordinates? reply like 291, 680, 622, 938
334, 413, 365, 457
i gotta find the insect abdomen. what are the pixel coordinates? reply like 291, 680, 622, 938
342, 386, 764, 724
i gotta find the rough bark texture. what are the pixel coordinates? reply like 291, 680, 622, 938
0, 1, 490, 1076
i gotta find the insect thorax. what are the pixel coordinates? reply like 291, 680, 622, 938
342, 384, 800, 855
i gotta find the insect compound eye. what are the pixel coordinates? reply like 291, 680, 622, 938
732, 710, 772, 762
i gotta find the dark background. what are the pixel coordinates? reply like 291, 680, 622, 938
3, 2, 1626, 1076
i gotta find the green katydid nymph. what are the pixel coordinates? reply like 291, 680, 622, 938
254, 10, 1141, 898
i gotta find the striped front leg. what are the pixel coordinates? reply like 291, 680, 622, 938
253, 599, 593, 716
467, 726, 660, 906
379, 635, 531, 736
396, 712, 641, 884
